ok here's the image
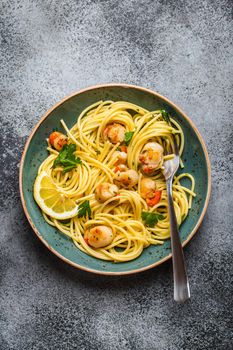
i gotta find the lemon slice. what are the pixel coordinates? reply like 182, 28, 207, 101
33, 171, 78, 220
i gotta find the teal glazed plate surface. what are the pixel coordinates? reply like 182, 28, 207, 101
19, 84, 211, 275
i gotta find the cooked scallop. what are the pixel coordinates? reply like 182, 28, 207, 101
49, 131, 67, 151
139, 142, 163, 174
140, 177, 156, 199
84, 226, 114, 248
95, 183, 119, 202
115, 168, 139, 188
113, 150, 127, 165
103, 123, 126, 144
140, 177, 162, 206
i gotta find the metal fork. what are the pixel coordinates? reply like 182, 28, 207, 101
162, 135, 190, 303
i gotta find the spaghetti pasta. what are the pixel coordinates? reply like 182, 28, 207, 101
34, 101, 195, 262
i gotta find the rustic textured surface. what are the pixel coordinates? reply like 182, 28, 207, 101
0, 0, 232, 349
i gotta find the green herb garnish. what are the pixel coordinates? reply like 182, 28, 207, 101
78, 200, 91, 219
160, 109, 171, 124
96, 150, 101, 155
141, 211, 164, 228
53, 144, 82, 173
124, 131, 134, 146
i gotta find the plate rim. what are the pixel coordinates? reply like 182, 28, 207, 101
19, 83, 211, 275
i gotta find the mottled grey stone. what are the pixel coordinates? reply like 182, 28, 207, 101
0, 0, 232, 349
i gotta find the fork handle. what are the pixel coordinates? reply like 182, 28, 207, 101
166, 178, 190, 303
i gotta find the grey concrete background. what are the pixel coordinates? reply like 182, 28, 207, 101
1, 0, 232, 349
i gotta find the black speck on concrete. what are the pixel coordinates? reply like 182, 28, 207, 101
0, 0, 233, 349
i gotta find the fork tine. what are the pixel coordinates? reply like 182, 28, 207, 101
172, 134, 179, 156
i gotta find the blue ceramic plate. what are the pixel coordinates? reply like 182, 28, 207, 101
19, 84, 211, 275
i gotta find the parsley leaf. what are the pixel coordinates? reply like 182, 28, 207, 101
78, 200, 91, 219
53, 144, 82, 173
124, 131, 134, 146
141, 211, 164, 228
160, 109, 171, 124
